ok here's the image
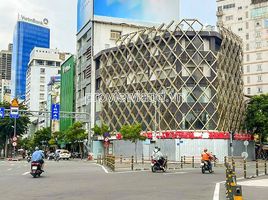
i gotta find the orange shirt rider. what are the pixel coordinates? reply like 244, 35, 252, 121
201, 149, 213, 161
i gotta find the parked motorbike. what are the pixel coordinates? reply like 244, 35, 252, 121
30, 162, 43, 178
151, 157, 167, 172
201, 160, 213, 174
47, 153, 55, 160
27, 156, 31, 163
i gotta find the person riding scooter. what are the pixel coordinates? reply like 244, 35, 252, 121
31, 147, 45, 171
152, 147, 165, 167
201, 148, 213, 171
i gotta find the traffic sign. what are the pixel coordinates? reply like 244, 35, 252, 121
12, 142, 17, 147
12, 137, 18, 141
244, 141, 249, 146
11, 99, 19, 107
51, 104, 60, 121
241, 152, 248, 159
0, 107, 4, 118
104, 137, 109, 142
10, 107, 19, 119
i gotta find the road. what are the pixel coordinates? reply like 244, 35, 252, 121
0, 160, 267, 200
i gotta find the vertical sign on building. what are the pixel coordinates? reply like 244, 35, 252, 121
51, 104, 60, 121
0, 108, 5, 118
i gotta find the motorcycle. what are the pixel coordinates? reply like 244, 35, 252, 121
27, 155, 31, 163
151, 157, 167, 172
201, 160, 213, 174
30, 162, 43, 178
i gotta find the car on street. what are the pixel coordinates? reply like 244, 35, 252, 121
57, 149, 71, 160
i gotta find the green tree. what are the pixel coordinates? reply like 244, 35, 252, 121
120, 123, 146, 162
91, 123, 110, 137
65, 122, 87, 156
0, 101, 31, 157
244, 94, 268, 144
31, 127, 52, 150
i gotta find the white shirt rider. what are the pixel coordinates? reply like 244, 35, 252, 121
152, 147, 163, 160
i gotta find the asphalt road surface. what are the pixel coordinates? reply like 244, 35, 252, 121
0, 160, 267, 200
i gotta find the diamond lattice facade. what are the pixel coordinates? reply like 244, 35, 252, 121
95, 20, 245, 133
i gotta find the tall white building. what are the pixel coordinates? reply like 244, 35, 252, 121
217, 0, 268, 95
26, 47, 63, 131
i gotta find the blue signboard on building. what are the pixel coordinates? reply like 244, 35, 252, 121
0, 108, 5, 118
51, 104, 60, 121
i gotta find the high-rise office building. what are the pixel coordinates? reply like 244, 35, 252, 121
0, 44, 12, 80
76, 0, 180, 126
11, 15, 50, 100
217, 0, 268, 95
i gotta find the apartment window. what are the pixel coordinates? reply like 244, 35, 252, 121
83, 70, 86, 79
238, 28, 243, 31
257, 87, 263, 93
40, 77, 45, 83
40, 68, 45, 74
223, 4, 235, 9
238, 17, 243, 21
257, 75, 262, 82
246, 11, 249, 18
246, 33, 249, 40
110, 30, 121, 40
40, 85, 45, 91
246, 22, 249, 29
246, 54, 250, 61
256, 31, 261, 38
238, 6, 242, 10
36, 60, 44, 65
247, 88, 251, 94
256, 42, 261, 49
246, 43, 249, 51
256, 53, 262, 60
217, 6, 222, 11
83, 87, 86, 97
47, 61, 54, 66
40, 93, 45, 100
257, 65, 262, 71
56, 62, 60, 66
247, 76, 250, 83
96, 78, 101, 90
246, 65, 250, 72
226, 15, 233, 21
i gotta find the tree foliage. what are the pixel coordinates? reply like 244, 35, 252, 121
31, 127, 51, 148
244, 94, 268, 143
91, 123, 110, 137
120, 123, 145, 143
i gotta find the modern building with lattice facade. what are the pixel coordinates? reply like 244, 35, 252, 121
94, 20, 245, 133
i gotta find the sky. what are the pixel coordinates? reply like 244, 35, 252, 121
0, 0, 216, 54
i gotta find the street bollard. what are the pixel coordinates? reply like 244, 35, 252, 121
183, 156, 186, 164
192, 156, 194, 168
224, 156, 227, 166
181, 156, 183, 168
142, 154, 144, 164
243, 159, 247, 179
232, 157, 235, 172
265, 159, 267, 175
120, 155, 122, 164
256, 159, 259, 176
233, 185, 243, 200
131, 156, 134, 171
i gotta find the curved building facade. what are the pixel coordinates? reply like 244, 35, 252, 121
95, 20, 245, 133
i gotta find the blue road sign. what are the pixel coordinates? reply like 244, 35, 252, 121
0, 108, 5, 118
10, 107, 19, 119
51, 104, 60, 121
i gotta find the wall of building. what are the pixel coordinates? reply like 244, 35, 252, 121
60, 55, 75, 132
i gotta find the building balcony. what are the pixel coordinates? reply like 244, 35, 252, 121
216, 11, 223, 17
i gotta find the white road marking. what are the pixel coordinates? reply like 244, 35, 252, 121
113, 170, 148, 174
213, 182, 220, 200
22, 172, 30, 176
7, 168, 12, 171
94, 164, 109, 173
239, 179, 268, 187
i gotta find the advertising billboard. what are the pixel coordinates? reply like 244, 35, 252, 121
94, 0, 180, 23
77, 0, 180, 32
77, 0, 93, 32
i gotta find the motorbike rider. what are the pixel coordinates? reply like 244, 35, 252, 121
201, 148, 213, 170
31, 147, 45, 170
152, 147, 164, 167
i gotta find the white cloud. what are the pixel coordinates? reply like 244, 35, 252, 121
0, 0, 77, 53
